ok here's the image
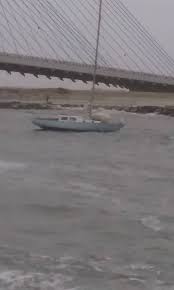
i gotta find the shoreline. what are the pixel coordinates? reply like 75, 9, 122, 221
1, 100, 174, 117
0, 87, 174, 116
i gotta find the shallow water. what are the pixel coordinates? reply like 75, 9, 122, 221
0, 109, 174, 289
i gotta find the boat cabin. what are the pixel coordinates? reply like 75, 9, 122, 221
53, 115, 100, 123
57, 115, 83, 122
38, 115, 100, 123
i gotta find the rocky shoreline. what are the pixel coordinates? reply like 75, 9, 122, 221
1, 101, 174, 117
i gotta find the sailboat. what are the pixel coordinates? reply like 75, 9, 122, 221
32, 0, 125, 133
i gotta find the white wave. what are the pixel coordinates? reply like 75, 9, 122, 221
0, 270, 77, 290
141, 216, 162, 232
59, 256, 75, 262
129, 263, 154, 271
88, 261, 103, 272
0, 160, 26, 173
69, 181, 103, 198
129, 277, 145, 284
146, 113, 158, 117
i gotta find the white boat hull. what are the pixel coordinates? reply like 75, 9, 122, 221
32, 117, 124, 132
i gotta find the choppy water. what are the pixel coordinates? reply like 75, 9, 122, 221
0, 109, 174, 290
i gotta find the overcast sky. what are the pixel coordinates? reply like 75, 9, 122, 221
0, 0, 173, 88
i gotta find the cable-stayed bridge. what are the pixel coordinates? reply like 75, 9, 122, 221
0, 0, 174, 92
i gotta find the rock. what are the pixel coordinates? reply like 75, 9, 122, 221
160, 106, 174, 116
0, 101, 174, 118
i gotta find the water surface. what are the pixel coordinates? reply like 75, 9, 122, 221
0, 110, 174, 289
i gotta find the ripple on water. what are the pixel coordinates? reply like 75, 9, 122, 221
0, 248, 173, 290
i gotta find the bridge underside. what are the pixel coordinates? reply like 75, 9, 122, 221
1, 55, 174, 92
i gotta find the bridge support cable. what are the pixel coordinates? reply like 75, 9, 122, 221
88, 0, 147, 71
50, 0, 109, 66
0, 0, 55, 58
4, 0, 33, 56
25, 0, 93, 63
64, 0, 110, 67
92, 0, 171, 76
0, 0, 19, 54
113, 0, 174, 74
82, 0, 133, 70
17, 0, 69, 60
112, 0, 174, 75
117, 0, 174, 70
91, 3, 155, 72
0, 9, 30, 55
103, 0, 172, 76
22, 0, 74, 60
40, 0, 102, 64
72, 0, 123, 69
11, 0, 60, 59
0, 19, 18, 54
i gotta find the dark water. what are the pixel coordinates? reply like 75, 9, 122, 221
0, 109, 174, 289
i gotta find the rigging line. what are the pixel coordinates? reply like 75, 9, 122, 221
89, 0, 143, 71
78, 0, 115, 66
86, 0, 141, 70
89, 0, 103, 118
75, 0, 115, 66
62, 1, 107, 65
40, 0, 96, 63
55, 0, 109, 66
80, 1, 132, 70
75, 0, 123, 69
80, 0, 134, 69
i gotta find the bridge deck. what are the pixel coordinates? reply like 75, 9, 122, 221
1, 53, 174, 92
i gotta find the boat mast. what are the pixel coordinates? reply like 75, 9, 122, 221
89, 0, 103, 118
